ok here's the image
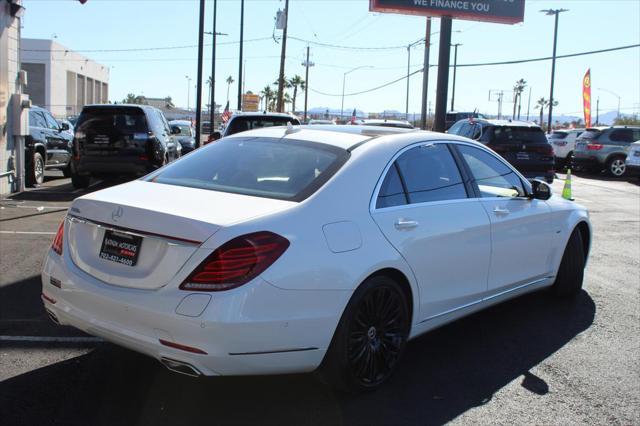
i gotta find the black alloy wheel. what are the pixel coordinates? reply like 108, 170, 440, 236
318, 276, 410, 392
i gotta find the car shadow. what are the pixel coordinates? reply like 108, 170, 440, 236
0, 288, 595, 426
9, 178, 132, 203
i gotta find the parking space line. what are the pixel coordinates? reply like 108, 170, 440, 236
0, 335, 103, 343
0, 231, 56, 235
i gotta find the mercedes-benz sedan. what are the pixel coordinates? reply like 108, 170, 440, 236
42, 125, 591, 392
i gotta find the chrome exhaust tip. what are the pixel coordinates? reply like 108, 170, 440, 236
45, 309, 60, 325
160, 357, 202, 377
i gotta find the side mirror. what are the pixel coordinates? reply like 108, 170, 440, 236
170, 126, 181, 135
529, 179, 552, 200
59, 122, 70, 131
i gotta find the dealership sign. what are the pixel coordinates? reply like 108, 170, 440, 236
369, 0, 526, 24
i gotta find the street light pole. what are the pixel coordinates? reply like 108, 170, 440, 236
185, 75, 192, 111
406, 44, 411, 121
194, 0, 206, 148
450, 43, 462, 112
598, 88, 621, 119
541, 8, 568, 134
237, 0, 245, 111
341, 66, 371, 122
276, 0, 290, 112
420, 17, 432, 130
302, 45, 314, 123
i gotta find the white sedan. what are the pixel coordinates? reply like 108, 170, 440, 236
41, 125, 591, 392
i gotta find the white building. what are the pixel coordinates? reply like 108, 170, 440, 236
21, 38, 110, 117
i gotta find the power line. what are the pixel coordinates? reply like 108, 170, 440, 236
312, 43, 640, 97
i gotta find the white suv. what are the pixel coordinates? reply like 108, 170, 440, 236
625, 140, 640, 177
548, 129, 584, 168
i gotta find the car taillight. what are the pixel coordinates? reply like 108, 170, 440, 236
51, 220, 64, 255
180, 231, 289, 291
587, 143, 603, 151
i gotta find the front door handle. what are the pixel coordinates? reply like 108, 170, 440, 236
493, 207, 510, 216
394, 219, 419, 230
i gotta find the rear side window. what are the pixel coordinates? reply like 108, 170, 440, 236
146, 137, 348, 202
457, 145, 525, 198
76, 107, 148, 134
395, 144, 467, 204
376, 165, 407, 209
549, 132, 568, 140
226, 117, 299, 135
490, 126, 547, 144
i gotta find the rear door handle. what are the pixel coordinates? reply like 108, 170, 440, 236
493, 207, 510, 216
394, 219, 419, 230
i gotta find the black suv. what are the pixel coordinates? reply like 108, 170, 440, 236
26, 106, 74, 186
448, 119, 555, 183
445, 111, 486, 130
71, 104, 181, 188
211, 113, 301, 141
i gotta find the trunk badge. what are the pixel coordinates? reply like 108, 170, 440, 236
112, 206, 124, 222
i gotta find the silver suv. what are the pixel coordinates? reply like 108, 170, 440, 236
573, 126, 640, 177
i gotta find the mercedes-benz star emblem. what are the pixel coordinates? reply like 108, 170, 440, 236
112, 206, 124, 222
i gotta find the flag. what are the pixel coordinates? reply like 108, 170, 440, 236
350, 108, 357, 124
582, 69, 591, 128
221, 101, 232, 123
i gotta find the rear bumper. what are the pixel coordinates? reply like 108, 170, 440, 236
41, 248, 345, 376
74, 157, 155, 177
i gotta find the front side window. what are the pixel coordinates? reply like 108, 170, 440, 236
457, 145, 525, 198
395, 144, 467, 204
43, 111, 60, 130
146, 137, 348, 202
174, 125, 193, 136
29, 111, 47, 128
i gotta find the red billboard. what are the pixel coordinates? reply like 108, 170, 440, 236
369, 0, 526, 24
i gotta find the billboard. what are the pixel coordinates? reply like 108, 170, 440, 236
369, 0, 526, 24
242, 93, 260, 112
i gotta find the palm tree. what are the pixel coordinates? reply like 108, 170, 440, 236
260, 86, 274, 112
535, 97, 547, 126
288, 75, 305, 113
123, 93, 147, 105
225, 76, 234, 104
512, 78, 527, 119
282, 92, 292, 112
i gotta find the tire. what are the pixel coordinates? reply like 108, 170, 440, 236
552, 229, 585, 297
26, 152, 45, 187
62, 164, 72, 178
317, 275, 410, 393
606, 156, 626, 178
71, 173, 91, 189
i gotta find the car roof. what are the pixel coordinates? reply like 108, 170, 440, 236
467, 118, 541, 128
225, 125, 469, 151
82, 104, 158, 113
229, 112, 297, 119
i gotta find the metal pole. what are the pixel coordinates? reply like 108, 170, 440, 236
304, 45, 310, 123
433, 16, 452, 132
406, 44, 410, 120
450, 43, 460, 112
420, 17, 432, 130
277, 0, 290, 112
341, 73, 346, 121
209, 0, 217, 136
596, 97, 599, 125
548, 11, 560, 133
186, 76, 191, 111
194, 0, 206, 148
237, 0, 244, 110
526, 86, 532, 120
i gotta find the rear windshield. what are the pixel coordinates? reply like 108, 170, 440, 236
76, 107, 147, 134
549, 132, 568, 140
491, 126, 547, 144
226, 117, 298, 135
145, 137, 349, 202
577, 130, 602, 140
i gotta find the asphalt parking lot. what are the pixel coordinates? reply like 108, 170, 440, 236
1, 170, 638, 425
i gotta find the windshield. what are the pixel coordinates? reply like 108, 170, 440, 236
491, 126, 547, 144
226, 117, 297, 135
146, 137, 349, 201
549, 132, 568, 140
76, 107, 147, 134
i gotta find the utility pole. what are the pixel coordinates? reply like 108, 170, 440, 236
526, 86, 532, 121
194, 0, 206, 148
596, 96, 599, 125
420, 17, 432, 130
208, 0, 217, 137
302, 45, 314, 123
237, 0, 245, 110
277, 0, 290, 112
450, 43, 462, 112
406, 44, 411, 120
433, 16, 452, 132
541, 8, 568, 133
185, 75, 192, 111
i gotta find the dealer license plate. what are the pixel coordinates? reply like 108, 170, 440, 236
99, 230, 142, 267
516, 152, 530, 160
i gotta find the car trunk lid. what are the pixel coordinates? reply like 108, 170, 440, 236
66, 180, 295, 290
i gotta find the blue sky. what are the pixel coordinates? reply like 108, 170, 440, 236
22, 0, 640, 118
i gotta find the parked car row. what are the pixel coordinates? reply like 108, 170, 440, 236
573, 126, 640, 177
